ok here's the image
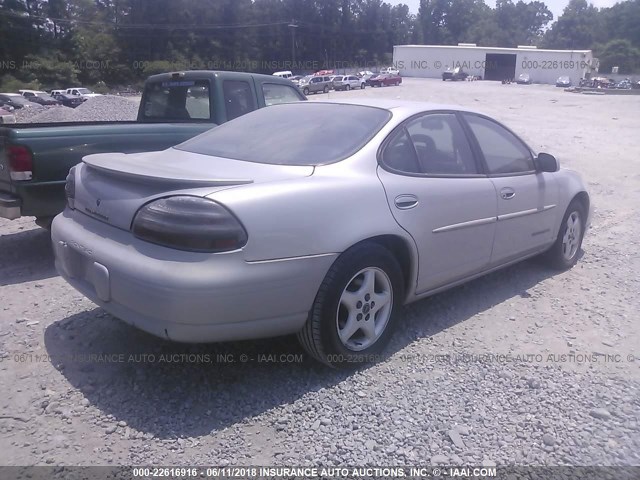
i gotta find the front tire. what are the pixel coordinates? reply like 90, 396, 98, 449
298, 243, 404, 367
361, 83, 365, 89
544, 200, 586, 270
324, 85, 329, 93
303, 87, 310, 96
346, 84, 351, 91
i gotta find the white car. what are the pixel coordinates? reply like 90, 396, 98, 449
66, 87, 102, 98
273, 71, 293, 79
332, 75, 366, 91
380, 67, 400, 75
0, 107, 15, 124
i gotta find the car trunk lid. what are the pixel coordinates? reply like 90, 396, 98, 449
76, 148, 314, 231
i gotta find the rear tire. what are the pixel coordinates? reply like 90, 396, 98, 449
544, 200, 586, 270
346, 85, 351, 91
324, 85, 329, 93
297, 243, 404, 367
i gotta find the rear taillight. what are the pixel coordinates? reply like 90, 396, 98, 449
65, 167, 76, 209
132, 196, 248, 253
8, 145, 33, 180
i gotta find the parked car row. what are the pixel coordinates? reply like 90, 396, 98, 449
0, 87, 102, 111
277, 68, 402, 95
287, 71, 402, 95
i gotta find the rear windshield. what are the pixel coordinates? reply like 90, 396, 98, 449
175, 102, 391, 166
140, 79, 211, 122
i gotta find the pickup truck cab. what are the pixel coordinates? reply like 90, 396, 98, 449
65, 87, 102, 99
0, 71, 306, 227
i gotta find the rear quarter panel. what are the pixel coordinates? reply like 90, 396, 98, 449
207, 161, 416, 264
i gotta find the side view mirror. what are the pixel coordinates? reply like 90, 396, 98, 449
536, 152, 559, 172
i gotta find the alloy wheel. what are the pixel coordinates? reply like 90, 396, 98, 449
335, 267, 393, 351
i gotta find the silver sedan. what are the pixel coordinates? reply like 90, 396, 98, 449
52, 99, 591, 367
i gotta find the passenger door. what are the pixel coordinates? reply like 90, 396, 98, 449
377, 112, 497, 294
461, 113, 558, 265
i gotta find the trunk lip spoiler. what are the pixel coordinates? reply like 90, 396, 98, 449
82, 156, 254, 187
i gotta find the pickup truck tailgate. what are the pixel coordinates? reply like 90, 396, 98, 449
0, 137, 21, 219
0, 136, 11, 186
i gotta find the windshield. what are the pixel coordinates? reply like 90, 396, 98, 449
140, 79, 211, 122
176, 102, 391, 166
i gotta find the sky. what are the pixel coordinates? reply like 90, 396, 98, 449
385, 0, 622, 24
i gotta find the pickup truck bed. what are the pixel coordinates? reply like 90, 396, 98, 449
0, 122, 213, 220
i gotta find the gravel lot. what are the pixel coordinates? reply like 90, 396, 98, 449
0, 78, 639, 468
14, 95, 140, 123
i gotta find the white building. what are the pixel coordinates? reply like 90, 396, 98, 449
393, 44, 595, 84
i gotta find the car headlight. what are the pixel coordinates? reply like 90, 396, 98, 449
132, 196, 248, 253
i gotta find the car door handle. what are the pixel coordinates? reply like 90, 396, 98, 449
500, 188, 516, 200
394, 194, 419, 209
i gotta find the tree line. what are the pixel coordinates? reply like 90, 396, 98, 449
0, 0, 639, 91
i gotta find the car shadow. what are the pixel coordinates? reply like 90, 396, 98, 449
0, 227, 56, 286
44, 255, 561, 440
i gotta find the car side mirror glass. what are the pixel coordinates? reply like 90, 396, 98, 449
536, 152, 559, 172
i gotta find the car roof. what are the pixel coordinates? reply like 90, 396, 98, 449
315, 98, 485, 117
1, 93, 21, 97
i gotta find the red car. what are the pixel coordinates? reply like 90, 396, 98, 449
366, 73, 402, 87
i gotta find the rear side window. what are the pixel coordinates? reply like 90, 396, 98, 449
223, 80, 257, 121
142, 80, 211, 122
464, 114, 534, 174
382, 129, 420, 174
262, 83, 304, 106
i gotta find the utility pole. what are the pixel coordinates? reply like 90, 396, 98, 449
288, 20, 299, 68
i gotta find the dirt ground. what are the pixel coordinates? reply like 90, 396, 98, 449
0, 78, 638, 467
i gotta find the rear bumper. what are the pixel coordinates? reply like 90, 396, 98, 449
52, 210, 337, 343
0, 192, 21, 220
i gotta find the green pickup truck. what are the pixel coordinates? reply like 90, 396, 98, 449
0, 70, 306, 227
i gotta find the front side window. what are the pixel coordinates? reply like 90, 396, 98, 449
223, 80, 256, 121
464, 114, 534, 174
405, 113, 478, 175
262, 83, 304, 106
